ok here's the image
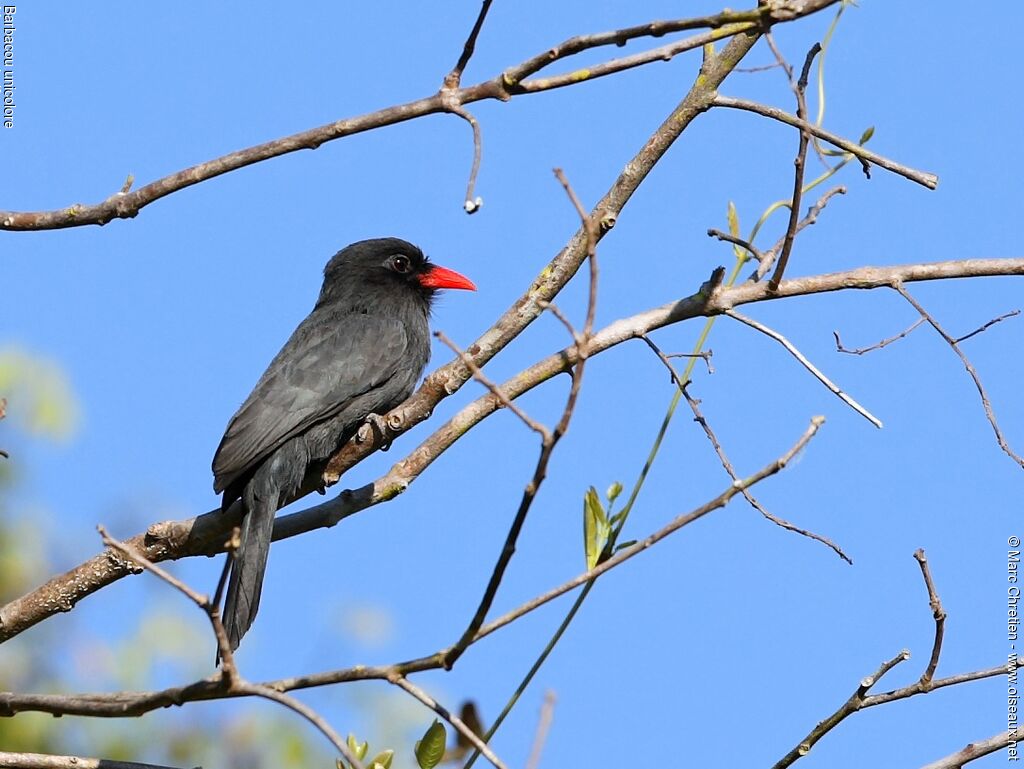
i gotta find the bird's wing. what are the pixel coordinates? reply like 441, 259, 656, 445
212, 312, 409, 493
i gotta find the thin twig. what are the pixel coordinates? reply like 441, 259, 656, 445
448, 105, 485, 214
442, 169, 599, 670
389, 676, 507, 769
954, 308, 1020, 343
435, 330, 549, 439
438, 0, 490, 212
96, 528, 364, 769
97, 525, 238, 683
734, 61, 785, 74
751, 185, 846, 281
764, 33, 830, 168
913, 549, 946, 687
894, 283, 1024, 469
537, 300, 581, 344
473, 415, 826, 645
641, 335, 851, 563
834, 318, 925, 355
0, 26, 780, 645
235, 681, 364, 769
725, 310, 883, 428
771, 649, 912, 769
769, 43, 821, 291
524, 691, 556, 769
713, 95, 938, 189
666, 349, 715, 375
764, 32, 793, 81
444, 0, 494, 89
707, 228, 765, 265
0, 2, 843, 231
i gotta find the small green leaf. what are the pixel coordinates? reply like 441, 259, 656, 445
584, 486, 610, 570
859, 125, 875, 145
727, 201, 746, 261
606, 481, 623, 504
614, 540, 638, 552
368, 750, 394, 769
415, 720, 447, 769
727, 201, 740, 236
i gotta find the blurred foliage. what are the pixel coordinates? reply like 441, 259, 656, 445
0, 349, 341, 767
0, 347, 79, 442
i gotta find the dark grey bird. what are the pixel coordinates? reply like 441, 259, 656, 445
213, 238, 475, 652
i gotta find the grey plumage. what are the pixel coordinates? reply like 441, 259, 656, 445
213, 238, 472, 652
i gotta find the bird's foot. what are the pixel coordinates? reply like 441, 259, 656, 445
357, 412, 392, 451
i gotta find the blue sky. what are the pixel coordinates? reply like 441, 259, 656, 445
2, 2, 1022, 767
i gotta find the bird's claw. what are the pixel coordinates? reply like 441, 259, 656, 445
357, 413, 392, 451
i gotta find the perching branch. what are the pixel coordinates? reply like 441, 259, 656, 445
0, 24, 768, 644
3, 258, 1023, 644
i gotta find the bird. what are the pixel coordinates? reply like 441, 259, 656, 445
212, 237, 476, 652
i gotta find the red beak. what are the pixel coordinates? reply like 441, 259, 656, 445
418, 264, 476, 291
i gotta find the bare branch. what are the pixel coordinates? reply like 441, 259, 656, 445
474, 415, 826, 643
918, 732, 1013, 769
894, 283, 1024, 469
751, 185, 846, 281
725, 309, 883, 428
444, 0, 494, 89
834, 318, 925, 355
434, 330, 550, 439
712, 95, 938, 189
446, 104, 485, 214
3, 257, 1023, 644
95, 531, 363, 768
0, 2, 847, 232
707, 228, 765, 265
768, 43, 821, 290
0, 414, 827, 721
771, 550, 1017, 769
232, 681, 363, 769
771, 649, 912, 769
913, 549, 946, 687
954, 308, 1020, 343
641, 335, 850, 563
442, 168, 600, 670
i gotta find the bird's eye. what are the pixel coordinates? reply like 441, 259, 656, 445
391, 255, 412, 274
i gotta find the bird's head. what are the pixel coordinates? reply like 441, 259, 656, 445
318, 238, 475, 309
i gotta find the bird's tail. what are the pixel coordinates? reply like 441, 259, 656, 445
222, 483, 278, 654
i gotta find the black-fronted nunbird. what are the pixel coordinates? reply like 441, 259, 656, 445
213, 237, 475, 652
